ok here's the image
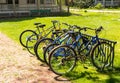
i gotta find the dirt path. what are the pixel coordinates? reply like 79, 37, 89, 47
0, 32, 70, 83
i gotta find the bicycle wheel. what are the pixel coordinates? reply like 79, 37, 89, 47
44, 43, 59, 65
26, 34, 38, 55
49, 45, 77, 75
19, 30, 38, 48
34, 38, 54, 62
91, 42, 113, 70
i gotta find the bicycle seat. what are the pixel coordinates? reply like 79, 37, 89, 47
67, 31, 78, 37
34, 23, 41, 25
38, 24, 46, 28
51, 20, 58, 23
62, 29, 68, 33
52, 30, 62, 34
67, 31, 75, 34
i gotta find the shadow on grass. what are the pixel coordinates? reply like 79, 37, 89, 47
0, 12, 72, 23
65, 70, 99, 81
54, 76, 70, 82
105, 67, 120, 83
97, 66, 120, 74
106, 77, 120, 83
64, 66, 120, 83
113, 66, 120, 72
0, 17, 35, 23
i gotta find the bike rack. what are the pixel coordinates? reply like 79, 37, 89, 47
82, 34, 117, 70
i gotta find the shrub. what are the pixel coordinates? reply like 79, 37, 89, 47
72, 0, 94, 8
94, 3, 104, 9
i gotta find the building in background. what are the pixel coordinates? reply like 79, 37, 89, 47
0, 0, 62, 17
94, 0, 120, 7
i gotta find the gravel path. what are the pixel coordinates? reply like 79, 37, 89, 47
0, 32, 70, 83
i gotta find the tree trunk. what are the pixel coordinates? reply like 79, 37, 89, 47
67, 0, 70, 13
12, 0, 16, 16
37, 0, 40, 15
59, 0, 62, 12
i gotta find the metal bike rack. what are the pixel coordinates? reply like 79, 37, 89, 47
82, 34, 117, 70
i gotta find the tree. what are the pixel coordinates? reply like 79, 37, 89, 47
64, 0, 70, 13
65, 0, 74, 6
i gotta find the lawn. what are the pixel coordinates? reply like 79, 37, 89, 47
0, 11, 120, 83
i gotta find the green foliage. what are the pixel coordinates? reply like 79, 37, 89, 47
71, 0, 94, 8
94, 3, 104, 9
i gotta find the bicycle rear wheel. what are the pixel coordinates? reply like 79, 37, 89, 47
91, 42, 113, 70
19, 30, 38, 48
34, 38, 54, 62
49, 45, 77, 75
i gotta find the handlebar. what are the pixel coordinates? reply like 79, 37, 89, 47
62, 22, 73, 28
60, 22, 103, 35
62, 23, 86, 31
95, 26, 103, 34
82, 26, 103, 34
34, 22, 41, 26
73, 25, 87, 31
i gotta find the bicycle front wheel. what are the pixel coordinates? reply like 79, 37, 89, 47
19, 30, 38, 48
44, 43, 59, 65
49, 45, 77, 75
34, 38, 54, 62
91, 42, 113, 70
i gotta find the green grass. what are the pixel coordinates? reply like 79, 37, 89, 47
0, 11, 120, 83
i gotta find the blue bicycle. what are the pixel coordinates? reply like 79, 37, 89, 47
44, 24, 80, 65
48, 26, 113, 75
34, 23, 75, 62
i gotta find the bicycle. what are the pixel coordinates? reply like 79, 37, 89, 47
19, 20, 62, 55
19, 22, 41, 48
34, 23, 75, 62
44, 24, 78, 65
48, 26, 87, 75
78, 27, 113, 70
48, 26, 113, 75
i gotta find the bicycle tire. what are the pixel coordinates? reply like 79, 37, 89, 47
26, 34, 38, 55
44, 43, 59, 65
91, 42, 113, 70
49, 45, 77, 75
19, 30, 38, 48
34, 38, 54, 62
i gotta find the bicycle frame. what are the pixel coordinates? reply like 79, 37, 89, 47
52, 27, 104, 59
